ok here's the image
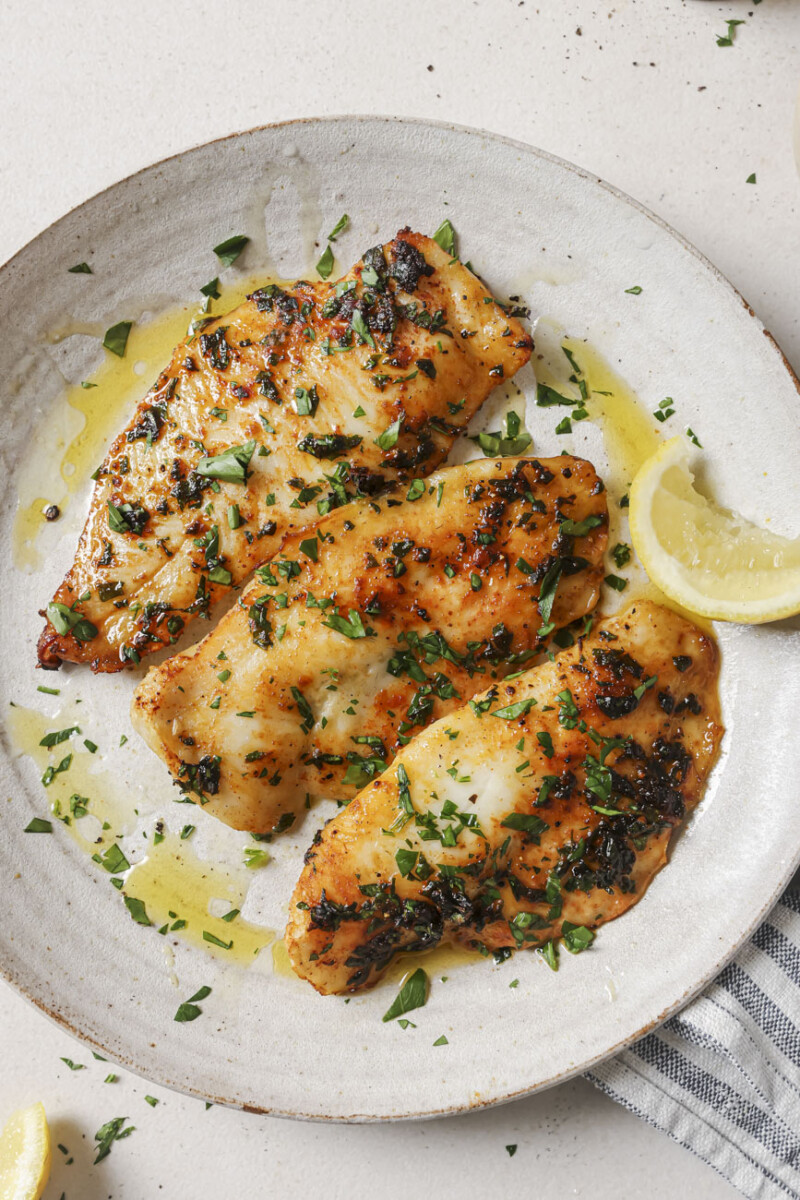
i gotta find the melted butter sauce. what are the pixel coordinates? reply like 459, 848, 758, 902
533, 324, 710, 629
124, 835, 274, 966
559, 336, 661, 484
8, 702, 272, 969
12, 274, 272, 571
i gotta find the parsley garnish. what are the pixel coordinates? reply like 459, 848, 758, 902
375, 415, 402, 450
98, 843, 130, 874
323, 609, 370, 639
351, 308, 376, 349
536, 731, 555, 758
561, 922, 595, 953
103, 321, 132, 357
196, 440, 255, 484
432, 219, 456, 256
558, 514, 603, 537
213, 235, 249, 267
500, 812, 549, 836
716, 18, 744, 47
174, 985, 211, 1023
537, 560, 563, 628
471, 409, 532, 458
39, 726, 79, 748
316, 244, 335, 280
633, 674, 658, 701
382, 968, 429, 1022
203, 931, 233, 949
328, 214, 349, 241
47, 601, 98, 643
123, 896, 151, 926
93, 1117, 135, 1164
24, 818, 53, 833
492, 697, 537, 720
612, 542, 631, 569
290, 686, 315, 732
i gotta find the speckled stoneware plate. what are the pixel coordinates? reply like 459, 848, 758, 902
1, 116, 799, 1122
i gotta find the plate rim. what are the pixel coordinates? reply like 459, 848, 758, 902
2, 113, 799, 1124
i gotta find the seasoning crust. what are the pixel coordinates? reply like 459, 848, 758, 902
286, 601, 723, 994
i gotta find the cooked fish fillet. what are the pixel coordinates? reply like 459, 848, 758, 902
38, 229, 532, 672
286, 600, 723, 994
132, 455, 608, 832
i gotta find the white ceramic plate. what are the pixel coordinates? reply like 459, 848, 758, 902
1, 117, 799, 1121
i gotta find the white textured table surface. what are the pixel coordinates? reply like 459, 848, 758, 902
1, 2, 798, 1197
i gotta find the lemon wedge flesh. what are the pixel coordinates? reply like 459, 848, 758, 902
0, 1103, 51, 1200
629, 436, 800, 623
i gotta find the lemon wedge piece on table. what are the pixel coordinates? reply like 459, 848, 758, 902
0, 1103, 51, 1200
629, 436, 800, 623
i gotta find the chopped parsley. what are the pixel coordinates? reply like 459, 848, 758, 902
213, 235, 249, 267
612, 542, 631, 569
382, 968, 429, 1022
24, 818, 53, 833
174, 985, 211, 1022
471, 409, 531, 458
492, 697, 537, 720
196, 440, 256, 484
328, 213, 349, 241
432, 219, 456, 256
375, 416, 402, 450
93, 1117, 135, 1164
103, 321, 132, 357
316, 244, 335, 279
604, 574, 628, 592
323, 609, 370, 639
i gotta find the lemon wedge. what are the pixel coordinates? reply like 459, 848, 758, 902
0, 1103, 51, 1200
629, 436, 800, 623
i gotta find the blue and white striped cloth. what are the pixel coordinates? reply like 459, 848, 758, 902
588, 888, 800, 1199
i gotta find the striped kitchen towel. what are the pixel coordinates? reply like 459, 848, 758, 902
588, 888, 800, 1200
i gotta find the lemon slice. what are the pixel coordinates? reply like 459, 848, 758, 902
629, 436, 800, 623
0, 1103, 51, 1200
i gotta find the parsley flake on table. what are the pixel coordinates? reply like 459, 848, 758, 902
93, 1116, 136, 1163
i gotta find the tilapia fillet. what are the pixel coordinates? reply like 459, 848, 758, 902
132, 455, 609, 832
286, 601, 723, 994
38, 229, 531, 672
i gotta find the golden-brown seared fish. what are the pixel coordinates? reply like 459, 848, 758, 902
132, 455, 608, 832
38, 229, 532, 672
286, 601, 723, 994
